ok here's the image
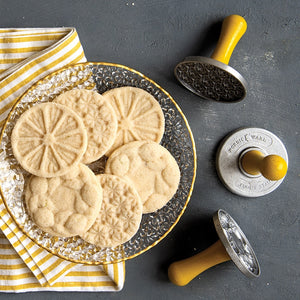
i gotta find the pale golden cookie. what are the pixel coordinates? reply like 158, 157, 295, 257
53, 89, 118, 164
102, 87, 165, 155
11, 102, 87, 177
25, 163, 103, 237
105, 141, 180, 213
81, 174, 142, 248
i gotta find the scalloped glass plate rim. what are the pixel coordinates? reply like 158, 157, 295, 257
0, 62, 197, 265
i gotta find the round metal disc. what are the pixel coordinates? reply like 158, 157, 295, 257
216, 127, 288, 197
213, 209, 260, 278
174, 56, 247, 102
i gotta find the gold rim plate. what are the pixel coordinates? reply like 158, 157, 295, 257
0, 62, 196, 264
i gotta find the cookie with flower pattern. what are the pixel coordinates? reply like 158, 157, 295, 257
53, 89, 117, 164
81, 174, 142, 248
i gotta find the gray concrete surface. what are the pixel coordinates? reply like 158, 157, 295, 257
0, 0, 299, 299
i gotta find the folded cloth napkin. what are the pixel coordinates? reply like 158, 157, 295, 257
0, 28, 125, 292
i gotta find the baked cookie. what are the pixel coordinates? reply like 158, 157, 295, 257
81, 174, 142, 248
11, 102, 87, 177
53, 89, 117, 164
25, 163, 103, 237
105, 141, 180, 213
102, 87, 165, 155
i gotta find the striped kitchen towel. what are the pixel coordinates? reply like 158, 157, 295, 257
0, 28, 125, 292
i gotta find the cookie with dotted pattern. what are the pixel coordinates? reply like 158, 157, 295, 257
105, 141, 180, 213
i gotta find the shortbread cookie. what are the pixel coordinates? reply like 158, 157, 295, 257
53, 89, 118, 164
102, 87, 165, 155
105, 141, 180, 213
11, 102, 87, 177
81, 174, 142, 248
25, 163, 103, 237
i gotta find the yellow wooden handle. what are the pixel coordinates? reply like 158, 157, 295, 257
241, 150, 288, 181
168, 240, 231, 286
210, 15, 247, 65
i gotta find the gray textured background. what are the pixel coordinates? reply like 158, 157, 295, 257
0, 0, 299, 299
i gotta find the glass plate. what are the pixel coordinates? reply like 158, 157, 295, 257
0, 62, 196, 264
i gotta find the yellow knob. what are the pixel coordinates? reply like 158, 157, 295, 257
210, 15, 247, 65
168, 240, 231, 286
241, 150, 288, 181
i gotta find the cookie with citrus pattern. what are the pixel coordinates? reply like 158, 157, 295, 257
11, 102, 87, 177
102, 87, 165, 155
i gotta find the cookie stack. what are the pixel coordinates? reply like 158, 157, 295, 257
11, 87, 180, 248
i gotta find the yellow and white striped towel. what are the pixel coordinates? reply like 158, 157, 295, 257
0, 28, 125, 293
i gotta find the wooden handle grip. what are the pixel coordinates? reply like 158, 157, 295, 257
241, 150, 288, 180
168, 240, 231, 286
210, 15, 247, 65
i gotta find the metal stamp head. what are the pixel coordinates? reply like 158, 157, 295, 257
175, 15, 248, 103
175, 57, 247, 102
213, 209, 260, 278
